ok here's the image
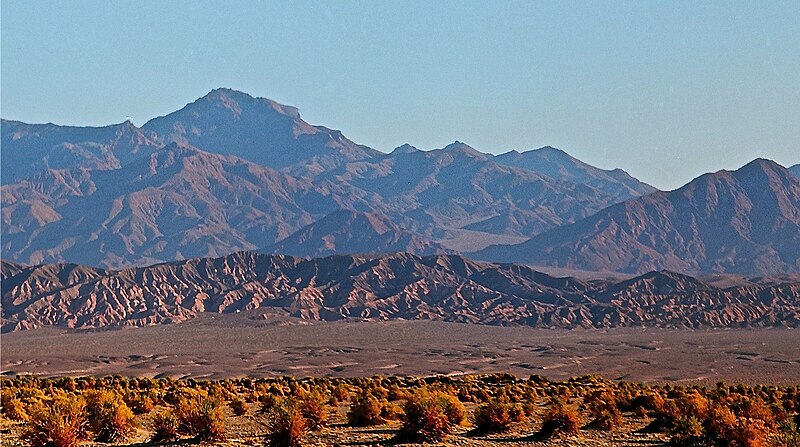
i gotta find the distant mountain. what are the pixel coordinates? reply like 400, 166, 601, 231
1, 143, 379, 268
265, 209, 452, 257
1, 88, 663, 269
790, 164, 800, 180
494, 146, 656, 200
142, 88, 380, 171
1, 120, 161, 184
310, 141, 628, 245
475, 159, 800, 274
3, 252, 798, 332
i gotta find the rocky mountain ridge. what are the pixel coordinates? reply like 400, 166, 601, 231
3, 251, 798, 332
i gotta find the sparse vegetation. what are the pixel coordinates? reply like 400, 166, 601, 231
0, 374, 796, 446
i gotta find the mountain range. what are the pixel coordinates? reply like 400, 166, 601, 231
2, 88, 799, 276
3, 251, 799, 332
475, 159, 800, 274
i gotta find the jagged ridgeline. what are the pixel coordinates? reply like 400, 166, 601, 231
3, 252, 799, 332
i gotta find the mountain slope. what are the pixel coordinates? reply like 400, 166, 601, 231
1, 143, 382, 268
1, 120, 161, 184
312, 141, 626, 243
494, 146, 656, 200
790, 164, 800, 180
3, 253, 798, 332
142, 88, 381, 170
476, 159, 800, 274
265, 209, 453, 257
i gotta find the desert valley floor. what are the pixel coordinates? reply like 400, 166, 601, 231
3, 317, 798, 384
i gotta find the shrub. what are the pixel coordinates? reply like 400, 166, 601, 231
2, 397, 29, 421
539, 399, 581, 438
396, 392, 453, 443
586, 390, 623, 431
264, 399, 309, 447
669, 416, 705, 446
348, 394, 384, 426
298, 392, 328, 430
84, 390, 136, 442
151, 410, 179, 442
176, 396, 226, 441
230, 397, 249, 416
774, 419, 800, 447
23, 395, 88, 447
440, 393, 467, 426
473, 399, 514, 433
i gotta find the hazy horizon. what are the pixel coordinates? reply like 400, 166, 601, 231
2, 1, 799, 190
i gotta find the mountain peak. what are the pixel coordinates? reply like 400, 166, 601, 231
391, 143, 421, 155
441, 141, 487, 158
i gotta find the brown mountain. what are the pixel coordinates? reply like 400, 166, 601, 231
264, 209, 453, 257
141, 88, 381, 171
475, 159, 800, 274
1, 120, 161, 184
3, 252, 798, 332
1, 143, 382, 269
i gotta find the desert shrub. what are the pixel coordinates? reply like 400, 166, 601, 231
332, 384, 349, 402
539, 399, 581, 438
176, 396, 226, 441
380, 400, 404, 421
151, 410, 179, 442
774, 419, 800, 447
347, 394, 385, 426
230, 396, 249, 416
259, 393, 284, 414
84, 390, 136, 442
396, 391, 453, 443
586, 390, 623, 431
634, 405, 648, 418
23, 394, 89, 447
264, 398, 309, 447
125, 392, 155, 415
669, 416, 705, 446
440, 393, 467, 426
2, 397, 29, 421
298, 392, 328, 430
473, 399, 514, 433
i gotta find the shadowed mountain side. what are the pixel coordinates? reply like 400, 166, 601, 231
475, 159, 800, 275
3, 252, 799, 332
494, 146, 656, 200
790, 164, 800, 180
142, 88, 381, 171
1, 119, 161, 184
1, 143, 385, 269
307, 141, 629, 240
264, 209, 454, 257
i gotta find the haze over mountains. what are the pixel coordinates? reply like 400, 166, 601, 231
2, 88, 799, 276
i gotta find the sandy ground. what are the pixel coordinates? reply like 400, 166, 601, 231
2, 318, 798, 384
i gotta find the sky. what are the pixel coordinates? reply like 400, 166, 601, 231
2, 1, 799, 190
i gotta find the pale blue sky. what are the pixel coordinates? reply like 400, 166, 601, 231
2, 1, 798, 190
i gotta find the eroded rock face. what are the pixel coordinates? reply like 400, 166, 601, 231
3, 252, 799, 332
